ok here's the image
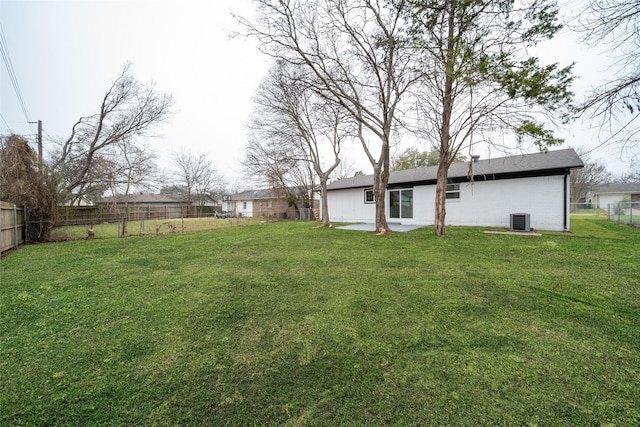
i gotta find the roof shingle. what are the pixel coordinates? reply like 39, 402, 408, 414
327, 148, 584, 190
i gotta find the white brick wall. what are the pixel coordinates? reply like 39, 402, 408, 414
326, 174, 570, 231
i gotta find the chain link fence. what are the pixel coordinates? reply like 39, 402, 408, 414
44, 205, 319, 241
606, 202, 640, 227
47, 214, 262, 241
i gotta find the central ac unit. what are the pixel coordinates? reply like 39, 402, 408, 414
510, 213, 530, 232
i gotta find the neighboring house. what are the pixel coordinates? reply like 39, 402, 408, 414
589, 183, 640, 209
98, 194, 188, 219
326, 148, 584, 231
223, 188, 290, 218
62, 196, 94, 206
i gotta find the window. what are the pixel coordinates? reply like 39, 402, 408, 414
446, 183, 460, 199
267, 200, 273, 208
364, 188, 375, 203
389, 189, 413, 219
243, 202, 247, 209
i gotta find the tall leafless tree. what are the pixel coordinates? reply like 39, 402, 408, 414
574, 0, 640, 150
407, 0, 575, 234
170, 149, 225, 216
102, 140, 159, 213
236, 0, 420, 233
53, 62, 173, 203
243, 64, 312, 193
248, 62, 350, 226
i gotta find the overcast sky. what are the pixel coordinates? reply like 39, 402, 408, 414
0, 0, 634, 187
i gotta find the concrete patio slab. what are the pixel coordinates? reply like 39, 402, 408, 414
336, 223, 424, 232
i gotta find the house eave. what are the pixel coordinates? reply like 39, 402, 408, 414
387, 167, 575, 189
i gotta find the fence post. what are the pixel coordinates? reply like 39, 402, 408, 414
23, 204, 28, 244
618, 203, 622, 222
0, 204, 3, 254
13, 204, 18, 250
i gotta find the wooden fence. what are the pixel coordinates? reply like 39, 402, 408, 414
1, 201, 25, 257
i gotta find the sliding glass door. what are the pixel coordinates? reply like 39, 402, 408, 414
389, 189, 413, 219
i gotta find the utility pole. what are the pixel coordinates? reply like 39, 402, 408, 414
37, 120, 42, 174
28, 120, 43, 174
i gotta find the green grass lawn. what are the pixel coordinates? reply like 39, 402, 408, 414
1, 216, 639, 425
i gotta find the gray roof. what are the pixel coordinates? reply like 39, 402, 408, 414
591, 183, 640, 194
327, 148, 584, 190
230, 188, 284, 201
229, 186, 310, 201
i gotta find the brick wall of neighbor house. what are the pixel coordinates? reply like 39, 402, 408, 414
253, 198, 289, 217
327, 174, 570, 231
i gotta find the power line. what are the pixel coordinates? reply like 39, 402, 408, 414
0, 112, 13, 134
0, 22, 33, 129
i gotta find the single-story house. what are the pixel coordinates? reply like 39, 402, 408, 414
588, 183, 640, 209
223, 188, 290, 218
326, 148, 584, 231
224, 188, 319, 219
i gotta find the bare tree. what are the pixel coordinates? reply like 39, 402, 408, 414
248, 62, 350, 226
53, 62, 173, 202
574, 0, 640, 149
243, 63, 309, 192
619, 158, 640, 183
170, 149, 225, 216
236, 0, 420, 234
102, 140, 159, 213
243, 66, 318, 217
569, 147, 612, 206
407, 0, 575, 234
242, 130, 317, 218
242, 131, 305, 190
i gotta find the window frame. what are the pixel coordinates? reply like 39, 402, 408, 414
389, 188, 413, 219
445, 183, 460, 200
364, 188, 375, 204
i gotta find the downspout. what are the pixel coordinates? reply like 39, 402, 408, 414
563, 169, 569, 232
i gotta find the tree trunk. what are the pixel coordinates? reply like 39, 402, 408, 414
434, 1, 456, 236
320, 177, 332, 227
434, 161, 448, 235
373, 134, 393, 234
374, 161, 391, 234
